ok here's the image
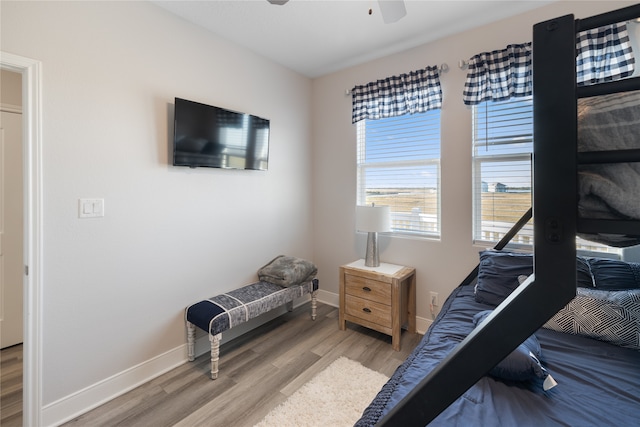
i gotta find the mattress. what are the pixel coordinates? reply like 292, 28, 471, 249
356, 283, 640, 426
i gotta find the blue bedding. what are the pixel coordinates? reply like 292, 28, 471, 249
356, 283, 640, 426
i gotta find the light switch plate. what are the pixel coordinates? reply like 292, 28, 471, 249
78, 198, 104, 218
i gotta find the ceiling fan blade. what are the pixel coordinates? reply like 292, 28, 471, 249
378, 0, 407, 24
267, 0, 289, 5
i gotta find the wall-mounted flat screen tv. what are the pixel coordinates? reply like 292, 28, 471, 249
173, 97, 270, 170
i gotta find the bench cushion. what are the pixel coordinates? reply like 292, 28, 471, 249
186, 279, 318, 336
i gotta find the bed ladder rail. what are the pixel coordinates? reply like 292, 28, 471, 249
576, 3, 640, 33
578, 148, 640, 165
577, 76, 640, 98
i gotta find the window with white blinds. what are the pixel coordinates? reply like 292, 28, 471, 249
472, 97, 533, 245
357, 110, 441, 237
472, 97, 621, 255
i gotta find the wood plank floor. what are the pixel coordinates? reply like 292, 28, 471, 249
60, 303, 422, 427
0, 343, 23, 427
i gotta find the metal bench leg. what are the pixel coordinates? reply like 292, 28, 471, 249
187, 322, 196, 362
210, 333, 222, 380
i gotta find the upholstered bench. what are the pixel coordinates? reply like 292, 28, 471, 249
185, 278, 319, 379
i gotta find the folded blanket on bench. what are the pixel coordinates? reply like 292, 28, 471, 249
257, 255, 318, 287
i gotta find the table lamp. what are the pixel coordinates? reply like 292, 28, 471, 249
356, 204, 392, 267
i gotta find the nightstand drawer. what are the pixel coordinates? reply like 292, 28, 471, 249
345, 274, 390, 305
344, 295, 391, 327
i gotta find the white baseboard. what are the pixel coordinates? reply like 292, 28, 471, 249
419, 317, 433, 335
316, 288, 339, 307
42, 344, 187, 427
42, 291, 429, 426
41, 297, 313, 426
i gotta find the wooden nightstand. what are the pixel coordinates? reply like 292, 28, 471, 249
339, 260, 416, 351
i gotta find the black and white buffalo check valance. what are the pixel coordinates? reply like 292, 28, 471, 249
462, 43, 532, 106
464, 23, 635, 105
577, 22, 635, 86
351, 66, 442, 124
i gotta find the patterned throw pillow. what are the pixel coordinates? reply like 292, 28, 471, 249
543, 288, 640, 350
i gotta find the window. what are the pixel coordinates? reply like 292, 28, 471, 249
472, 97, 533, 246
472, 97, 620, 255
357, 110, 441, 237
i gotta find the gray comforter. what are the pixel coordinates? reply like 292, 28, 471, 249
578, 90, 640, 246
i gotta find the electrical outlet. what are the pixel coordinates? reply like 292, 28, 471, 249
430, 291, 439, 307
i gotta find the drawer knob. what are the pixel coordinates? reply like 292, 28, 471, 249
362, 307, 372, 313
362, 286, 372, 292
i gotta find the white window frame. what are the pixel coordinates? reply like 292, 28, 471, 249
472, 97, 621, 255
472, 97, 533, 247
357, 110, 441, 238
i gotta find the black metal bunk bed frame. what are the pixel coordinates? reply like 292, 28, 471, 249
378, 4, 640, 426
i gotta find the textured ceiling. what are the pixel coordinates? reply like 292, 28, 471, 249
151, 0, 553, 78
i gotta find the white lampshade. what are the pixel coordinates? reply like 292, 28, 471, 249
356, 205, 392, 232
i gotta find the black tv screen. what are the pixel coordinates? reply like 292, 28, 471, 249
173, 97, 270, 170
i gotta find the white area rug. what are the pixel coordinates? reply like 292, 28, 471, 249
254, 357, 389, 427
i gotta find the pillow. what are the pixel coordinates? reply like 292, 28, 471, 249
474, 251, 534, 306
473, 310, 556, 390
532, 257, 592, 288
587, 258, 640, 290
543, 288, 640, 350
257, 255, 317, 287
475, 251, 593, 306
576, 256, 595, 287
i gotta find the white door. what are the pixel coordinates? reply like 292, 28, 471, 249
0, 108, 23, 349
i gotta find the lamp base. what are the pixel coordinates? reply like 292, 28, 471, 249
364, 231, 380, 267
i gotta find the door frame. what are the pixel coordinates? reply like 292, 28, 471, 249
1, 51, 43, 426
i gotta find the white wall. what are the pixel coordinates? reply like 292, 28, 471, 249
311, 1, 637, 323
1, 0, 313, 415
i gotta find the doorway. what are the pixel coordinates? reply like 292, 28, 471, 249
0, 52, 43, 426
1, 69, 24, 349
0, 69, 24, 426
